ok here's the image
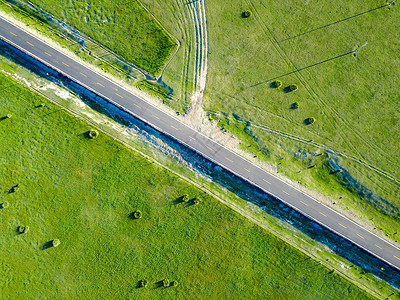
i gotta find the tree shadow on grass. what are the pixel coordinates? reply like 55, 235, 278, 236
40, 241, 53, 250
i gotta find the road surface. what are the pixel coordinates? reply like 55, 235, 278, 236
1, 16, 400, 271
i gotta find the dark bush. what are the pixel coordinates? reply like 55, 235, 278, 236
1, 201, 9, 208
52, 239, 61, 247
290, 102, 299, 109
273, 80, 282, 88
133, 210, 142, 219
88, 129, 99, 139
162, 279, 170, 287
304, 117, 315, 125
139, 279, 148, 288
289, 84, 298, 91
241, 11, 251, 18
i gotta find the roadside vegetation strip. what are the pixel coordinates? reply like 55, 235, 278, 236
0, 73, 375, 299
204, 0, 400, 244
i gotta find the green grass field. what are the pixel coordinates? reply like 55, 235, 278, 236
203, 0, 400, 238
0, 72, 376, 299
24, 0, 176, 75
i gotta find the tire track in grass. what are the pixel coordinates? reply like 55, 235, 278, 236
245, 0, 399, 180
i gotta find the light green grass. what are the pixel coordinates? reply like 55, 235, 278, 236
204, 0, 400, 238
0, 72, 376, 299
21, 0, 176, 75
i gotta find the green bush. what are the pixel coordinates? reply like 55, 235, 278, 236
291, 102, 299, 109
171, 281, 178, 287
1, 201, 9, 209
305, 117, 315, 125
182, 194, 189, 202
139, 279, 147, 288
273, 80, 282, 88
6, 114, 12, 119
193, 198, 201, 205
133, 210, 142, 219
242, 11, 251, 18
52, 239, 61, 247
162, 279, 169, 287
18, 225, 29, 234
88, 130, 99, 139
289, 84, 298, 91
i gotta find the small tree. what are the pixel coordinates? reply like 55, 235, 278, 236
305, 117, 315, 125
133, 210, 142, 219
273, 80, 282, 88
193, 198, 201, 205
139, 279, 148, 288
242, 11, 251, 18
88, 129, 99, 139
290, 102, 299, 109
171, 281, 178, 287
162, 279, 170, 287
52, 239, 61, 247
18, 225, 29, 234
5, 114, 12, 119
182, 194, 189, 203
1, 202, 9, 209
289, 84, 298, 91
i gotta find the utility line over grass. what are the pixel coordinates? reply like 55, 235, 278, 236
251, 43, 368, 87
279, 2, 395, 43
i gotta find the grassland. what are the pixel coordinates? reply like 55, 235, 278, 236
0, 71, 378, 298
21, 0, 176, 75
203, 0, 400, 239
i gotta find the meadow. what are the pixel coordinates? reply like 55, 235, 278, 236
203, 0, 400, 239
23, 0, 176, 75
0, 72, 377, 299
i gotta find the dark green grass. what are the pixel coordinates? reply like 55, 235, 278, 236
25, 0, 176, 74
0, 73, 375, 299
204, 0, 400, 236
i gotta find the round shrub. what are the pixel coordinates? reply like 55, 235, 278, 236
133, 210, 142, 219
6, 114, 12, 119
52, 239, 61, 247
88, 129, 99, 139
193, 198, 201, 205
274, 80, 282, 88
171, 281, 178, 287
1, 201, 9, 209
291, 102, 299, 109
162, 279, 170, 287
139, 279, 148, 288
289, 84, 298, 91
18, 225, 29, 234
182, 194, 189, 202
305, 117, 315, 125
241, 11, 251, 18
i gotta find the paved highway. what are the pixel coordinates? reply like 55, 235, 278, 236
1, 16, 400, 271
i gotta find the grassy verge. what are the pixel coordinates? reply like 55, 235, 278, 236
17, 0, 176, 75
0, 63, 381, 298
204, 0, 400, 241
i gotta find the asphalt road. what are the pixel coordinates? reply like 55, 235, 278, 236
1, 16, 400, 271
